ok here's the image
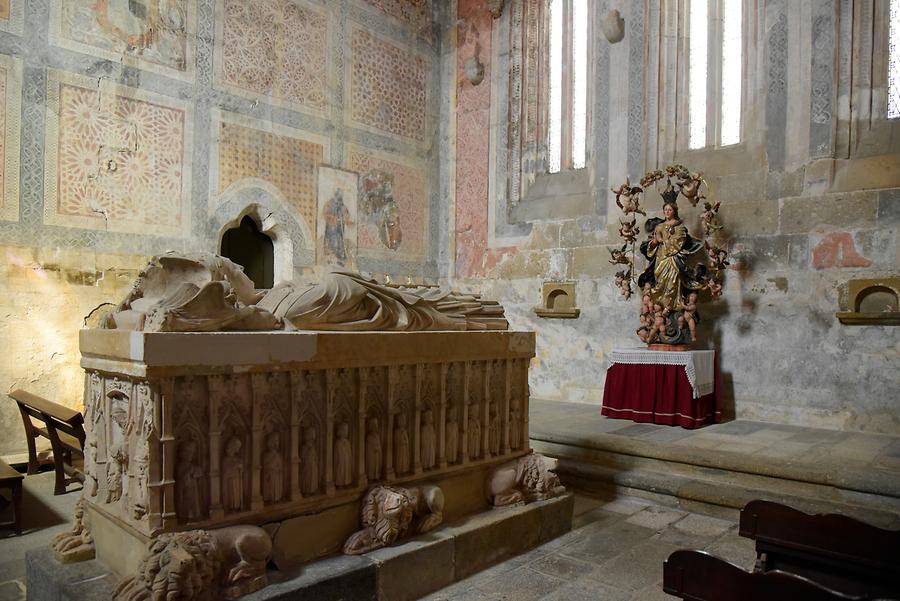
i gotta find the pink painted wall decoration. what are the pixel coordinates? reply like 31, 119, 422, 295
350, 28, 428, 142
219, 0, 329, 112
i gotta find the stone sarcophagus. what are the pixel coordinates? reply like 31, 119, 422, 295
79, 328, 535, 574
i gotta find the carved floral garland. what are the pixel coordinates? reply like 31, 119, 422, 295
610, 165, 729, 345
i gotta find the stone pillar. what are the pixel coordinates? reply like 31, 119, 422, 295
207, 376, 224, 520
482, 361, 491, 458
357, 368, 368, 489
325, 369, 336, 495
413, 364, 423, 474
438, 363, 448, 469
249, 374, 265, 511
502, 359, 512, 456
521, 360, 531, 452
288, 371, 303, 501
146, 382, 163, 532
386, 366, 397, 480
461, 362, 470, 465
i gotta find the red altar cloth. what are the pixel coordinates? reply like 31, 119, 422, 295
601, 356, 721, 429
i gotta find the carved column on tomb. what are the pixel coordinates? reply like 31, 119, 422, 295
482, 362, 491, 458
139, 382, 163, 531
413, 364, 423, 475
207, 375, 225, 520
385, 366, 397, 480
249, 374, 265, 511
357, 368, 369, 489
159, 377, 177, 530
461, 362, 470, 465
325, 369, 336, 495
502, 359, 512, 455
288, 371, 303, 501
520, 359, 531, 451
438, 363, 448, 469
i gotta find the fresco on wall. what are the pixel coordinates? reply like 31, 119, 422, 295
349, 27, 428, 142
217, 0, 329, 113
43, 70, 192, 236
0, 55, 21, 223
51, 0, 194, 79
317, 166, 358, 271
362, 0, 433, 37
212, 111, 326, 244
349, 147, 427, 261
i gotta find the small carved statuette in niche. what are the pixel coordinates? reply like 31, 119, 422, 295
365, 417, 382, 480
301, 427, 319, 495
334, 422, 353, 488
488, 402, 501, 456
262, 434, 284, 504
467, 403, 482, 459
534, 281, 580, 318
222, 437, 245, 513
394, 414, 411, 475
176, 439, 205, 521
836, 278, 900, 325
445, 406, 459, 464
421, 409, 436, 469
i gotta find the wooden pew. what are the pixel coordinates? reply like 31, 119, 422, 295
663, 549, 874, 601
739, 499, 900, 599
0, 459, 23, 534
9, 389, 85, 495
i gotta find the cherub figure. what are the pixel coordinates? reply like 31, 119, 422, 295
647, 304, 668, 343
611, 179, 647, 216
700, 201, 722, 236
608, 244, 632, 268
615, 270, 633, 300
677, 171, 706, 207
640, 282, 653, 316
706, 243, 730, 271
618, 218, 639, 243
676, 292, 699, 341
636, 313, 652, 342
706, 279, 723, 299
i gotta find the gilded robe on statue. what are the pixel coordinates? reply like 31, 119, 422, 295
638, 211, 705, 309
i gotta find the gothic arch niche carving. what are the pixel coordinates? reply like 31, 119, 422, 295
258, 373, 290, 505
444, 362, 464, 465
331, 368, 358, 490
363, 367, 388, 482
393, 365, 415, 476
295, 371, 326, 498
419, 364, 439, 471
215, 375, 252, 514
173, 376, 209, 523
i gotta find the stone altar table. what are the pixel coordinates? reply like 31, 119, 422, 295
78, 328, 536, 576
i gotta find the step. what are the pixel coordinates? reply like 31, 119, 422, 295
530, 434, 900, 530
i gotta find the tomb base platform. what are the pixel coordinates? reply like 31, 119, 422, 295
28, 493, 574, 601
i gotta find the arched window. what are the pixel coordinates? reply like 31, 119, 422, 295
688, 0, 744, 149
890, 0, 900, 118
547, 0, 589, 173
220, 216, 274, 289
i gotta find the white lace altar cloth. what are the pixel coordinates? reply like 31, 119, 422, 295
607, 349, 716, 398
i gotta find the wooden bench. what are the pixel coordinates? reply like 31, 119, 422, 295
663, 549, 874, 601
0, 459, 23, 534
739, 499, 900, 599
9, 389, 85, 495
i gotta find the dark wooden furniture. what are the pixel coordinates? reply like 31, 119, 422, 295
0, 459, 24, 534
10, 389, 85, 495
663, 549, 871, 601
740, 500, 900, 600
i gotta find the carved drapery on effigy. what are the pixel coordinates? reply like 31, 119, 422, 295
79, 330, 534, 541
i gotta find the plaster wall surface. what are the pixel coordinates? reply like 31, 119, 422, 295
445, 0, 900, 434
0, 0, 444, 456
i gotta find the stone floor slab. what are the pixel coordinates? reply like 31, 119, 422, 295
625, 506, 687, 531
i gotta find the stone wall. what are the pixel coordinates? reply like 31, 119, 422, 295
444, 0, 900, 434
0, 0, 443, 456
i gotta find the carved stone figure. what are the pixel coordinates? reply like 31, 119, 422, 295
334, 422, 353, 488
105, 445, 126, 504
130, 454, 149, 520
445, 406, 459, 464
343, 484, 444, 555
420, 409, 436, 469
84, 441, 99, 498
488, 453, 566, 507
222, 437, 245, 513
394, 414, 410, 475
51, 499, 95, 563
100, 252, 508, 333
112, 526, 273, 601
177, 440, 205, 521
488, 402, 501, 456
365, 417, 382, 481
467, 404, 481, 459
509, 399, 522, 450
262, 435, 284, 504
300, 427, 319, 495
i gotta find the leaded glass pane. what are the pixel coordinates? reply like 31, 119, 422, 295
572, 0, 588, 169
721, 0, 742, 144
890, 0, 900, 118
548, 0, 563, 173
689, 0, 708, 149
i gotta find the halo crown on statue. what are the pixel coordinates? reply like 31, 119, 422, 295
611, 164, 728, 348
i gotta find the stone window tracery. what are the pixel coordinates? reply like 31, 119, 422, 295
547, 0, 589, 173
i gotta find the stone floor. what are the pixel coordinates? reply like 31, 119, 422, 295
423, 493, 755, 601
0, 471, 79, 601
529, 399, 900, 474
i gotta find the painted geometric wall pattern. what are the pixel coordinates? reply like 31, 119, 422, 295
0, 0, 23, 34
0, 55, 21, 222
350, 28, 428, 142
349, 147, 427, 259
217, 0, 329, 113
44, 71, 191, 236
362, 0, 432, 35
215, 117, 324, 235
50, 0, 195, 80
0, 1, 9, 20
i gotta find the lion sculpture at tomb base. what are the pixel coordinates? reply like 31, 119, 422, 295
343, 484, 445, 555
112, 525, 272, 601
488, 453, 566, 507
